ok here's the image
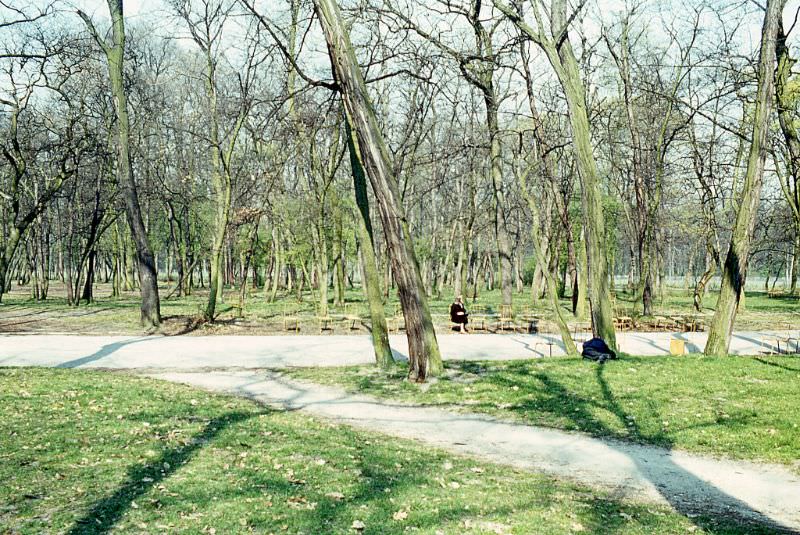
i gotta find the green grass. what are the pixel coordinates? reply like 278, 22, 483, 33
0, 368, 780, 534
287, 354, 800, 468
1, 282, 797, 335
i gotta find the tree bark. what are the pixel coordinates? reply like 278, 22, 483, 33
775, 19, 800, 296
497, 0, 617, 348
346, 117, 393, 368
485, 98, 514, 308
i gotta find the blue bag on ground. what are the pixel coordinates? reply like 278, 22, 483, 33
581, 337, 617, 363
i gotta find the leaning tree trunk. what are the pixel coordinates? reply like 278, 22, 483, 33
553, 44, 616, 349
705, 0, 784, 356
315, 0, 442, 380
80, 1, 160, 327
498, 0, 618, 348
517, 166, 578, 356
346, 118, 393, 368
775, 21, 800, 297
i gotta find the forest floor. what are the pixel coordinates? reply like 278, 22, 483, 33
2, 367, 798, 534
1, 282, 798, 335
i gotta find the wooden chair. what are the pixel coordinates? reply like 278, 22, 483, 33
341, 303, 361, 331
613, 316, 633, 331
316, 306, 334, 334
470, 303, 489, 331
282, 305, 300, 332
495, 304, 515, 332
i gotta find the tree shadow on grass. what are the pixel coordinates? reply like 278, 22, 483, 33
524, 365, 795, 534
270, 426, 629, 534
754, 356, 800, 372
67, 411, 259, 534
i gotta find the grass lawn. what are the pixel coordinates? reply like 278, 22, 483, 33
0, 282, 797, 335
0, 369, 778, 534
287, 354, 800, 468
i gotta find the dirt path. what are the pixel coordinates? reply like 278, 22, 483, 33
151, 370, 800, 532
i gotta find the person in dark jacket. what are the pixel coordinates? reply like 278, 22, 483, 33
450, 295, 469, 333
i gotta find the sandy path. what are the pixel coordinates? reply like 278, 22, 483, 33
1, 330, 798, 369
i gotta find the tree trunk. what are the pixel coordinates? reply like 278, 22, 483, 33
81, 249, 96, 303
315, 0, 441, 379
238, 217, 261, 318
791, 235, 799, 295
346, 118, 393, 368
334, 212, 346, 306
268, 228, 282, 302
485, 98, 514, 309
517, 164, 578, 356
316, 218, 329, 317
775, 20, 800, 297
694, 248, 717, 312
84, 0, 160, 326
705, 0, 784, 356
500, 0, 617, 349
549, 33, 616, 348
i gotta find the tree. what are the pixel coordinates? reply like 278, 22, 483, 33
170, 0, 258, 321
379, 0, 516, 309
774, 16, 800, 296
78, 1, 161, 327
704, 0, 786, 356
346, 117, 393, 367
494, 0, 617, 349
313, 0, 442, 380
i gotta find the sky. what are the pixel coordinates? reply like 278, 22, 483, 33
71, 0, 162, 19
58, 0, 800, 55
8, 0, 800, 82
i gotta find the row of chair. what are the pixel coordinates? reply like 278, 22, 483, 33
278, 303, 734, 336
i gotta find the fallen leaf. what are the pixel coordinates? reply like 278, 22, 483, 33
392, 510, 408, 521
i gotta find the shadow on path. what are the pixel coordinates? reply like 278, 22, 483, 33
56, 337, 155, 369
242, 367, 799, 533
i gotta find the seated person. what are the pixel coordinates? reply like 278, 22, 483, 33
449, 295, 469, 333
